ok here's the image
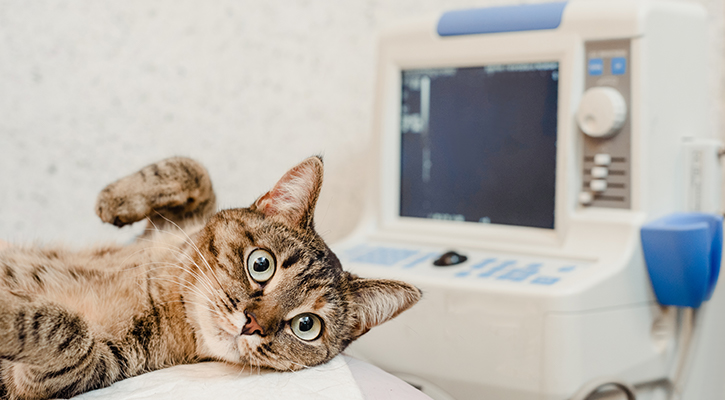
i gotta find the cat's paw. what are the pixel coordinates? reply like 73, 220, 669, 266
96, 186, 153, 227
96, 157, 216, 228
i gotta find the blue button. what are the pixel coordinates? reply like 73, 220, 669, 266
532, 276, 560, 285
498, 269, 536, 282
455, 271, 471, 278
588, 58, 603, 76
611, 57, 626, 75
478, 260, 516, 277
402, 252, 437, 268
478, 267, 503, 278
558, 266, 576, 273
471, 258, 497, 269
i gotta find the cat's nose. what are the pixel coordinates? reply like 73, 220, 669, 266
241, 311, 265, 336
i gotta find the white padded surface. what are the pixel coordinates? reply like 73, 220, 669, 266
69, 355, 432, 400
71, 356, 364, 400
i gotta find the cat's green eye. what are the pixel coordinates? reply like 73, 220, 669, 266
247, 249, 276, 283
290, 313, 323, 341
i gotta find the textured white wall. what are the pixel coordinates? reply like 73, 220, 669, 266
0, 0, 723, 247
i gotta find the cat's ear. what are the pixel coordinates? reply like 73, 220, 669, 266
252, 156, 323, 229
347, 275, 422, 338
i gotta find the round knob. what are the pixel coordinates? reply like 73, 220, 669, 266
576, 87, 627, 138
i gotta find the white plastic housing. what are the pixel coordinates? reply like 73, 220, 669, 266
333, 1, 724, 400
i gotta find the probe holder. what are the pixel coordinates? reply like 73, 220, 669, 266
641, 213, 723, 308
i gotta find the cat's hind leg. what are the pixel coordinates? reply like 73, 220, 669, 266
0, 297, 125, 399
96, 157, 216, 233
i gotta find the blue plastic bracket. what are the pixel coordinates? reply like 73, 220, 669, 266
437, 2, 568, 37
641, 213, 723, 308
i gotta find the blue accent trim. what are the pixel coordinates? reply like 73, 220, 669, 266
437, 2, 568, 37
641, 213, 723, 308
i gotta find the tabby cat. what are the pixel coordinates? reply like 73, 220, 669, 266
0, 156, 421, 400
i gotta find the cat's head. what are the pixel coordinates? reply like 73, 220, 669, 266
183, 156, 421, 370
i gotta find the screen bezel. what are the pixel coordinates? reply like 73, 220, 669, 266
374, 28, 581, 248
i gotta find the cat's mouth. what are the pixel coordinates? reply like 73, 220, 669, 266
216, 311, 247, 338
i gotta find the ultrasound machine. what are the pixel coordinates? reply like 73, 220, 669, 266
335, 1, 725, 399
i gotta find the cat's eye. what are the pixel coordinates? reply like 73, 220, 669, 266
290, 313, 323, 341
247, 249, 276, 283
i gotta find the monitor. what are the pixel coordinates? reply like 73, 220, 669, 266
399, 62, 559, 229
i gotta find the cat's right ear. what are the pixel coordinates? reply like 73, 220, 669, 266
347, 275, 422, 338
251, 156, 323, 229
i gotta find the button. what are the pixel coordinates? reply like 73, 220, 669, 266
531, 276, 560, 285
498, 269, 536, 282
594, 153, 611, 166
588, 58, 603, 76
611, 57, 627, 75
591, 166, 608, 178
579, 191, 593, 205
433, 251, 468, 267
471, 258, 497, 269
590, 179, 607, 192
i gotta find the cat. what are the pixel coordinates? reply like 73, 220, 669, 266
0, 156, 421, 400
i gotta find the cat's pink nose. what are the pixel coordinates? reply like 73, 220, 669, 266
241, 311, 265, 336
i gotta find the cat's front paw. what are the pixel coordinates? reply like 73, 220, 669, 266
96, 157, 216, 228
96, 186, 153, 227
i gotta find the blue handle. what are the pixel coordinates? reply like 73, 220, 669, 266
437, 2, 568, 37
641, 213, 723, 308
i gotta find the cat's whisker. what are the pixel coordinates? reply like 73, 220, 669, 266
137, 234, 229, 316
288, 360, 313, 370
111, 249, 213, 298
145, 255, 219, 296
144, 216, 232, 305
147, 214, 223, 285
132, 263, 218, 306
145, 275, 219, 313
128, 257, 219, 300
152, 296, 223, 319
129, 242, 221, 296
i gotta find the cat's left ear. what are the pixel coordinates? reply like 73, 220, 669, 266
252, 156, 323, 229
347, 275, 422, 338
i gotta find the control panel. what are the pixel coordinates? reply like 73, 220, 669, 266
578, 40, 632, 209
343, 243, 591, 288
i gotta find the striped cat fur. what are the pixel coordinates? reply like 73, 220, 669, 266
0, 156, 421, 399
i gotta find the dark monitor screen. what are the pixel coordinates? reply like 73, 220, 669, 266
399, 62, 558, 229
